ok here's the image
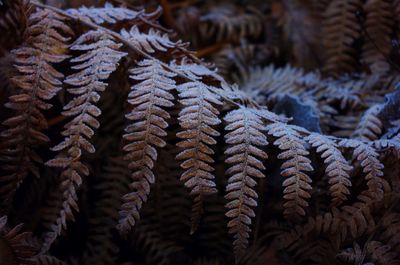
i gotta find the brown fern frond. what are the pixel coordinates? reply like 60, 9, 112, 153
239, 65, 305, 104
66, 2, 160, 25
36, 255, 66, 265
117, 59, 176, 234
342, 192, 377, 238
340, 139, 388, 200
224, 107, 268, 259
361, 0, 393, 75
352, 104, 383, 141
380, 213, 400, 252
199, 4, 264, 42
366, 241, 400, 265
0, 8, 71, 203
83, 157, 129, 265
337, 243, 365, 264
322, 0, 362, 76
44, 29, 126, 250
176, 79, 222, 234
306, 133, 352, 206
277, 208, 346, 258
322, 77, 364, 110
132, 221, 182, 265
120, 25, 187, 54
267, 123, 313, 220
37, 182, 66, 253
0, 216, 37, 265
0, 0, 29, 55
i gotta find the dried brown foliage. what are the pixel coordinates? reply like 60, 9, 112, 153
0, 0, 400, 265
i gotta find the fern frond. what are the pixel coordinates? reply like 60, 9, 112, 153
36, 255, 67, 265
66, 2, 159, 25
366, 241, 400, 265
322, 0, 362, 76
0, 9, 71, 202
200, 4, 264, 42
239, 65, 305, 103
44, 29, 126, 250
132, 221, 182, 265
0, 216, 37, 265
176, 80, 222, 234
353, 104, 383, 141
306, 133, 352, 206
278, 208, 346, 257
117, 59, 176, 233
361, 0, 393, 75
0, 0, 29, 55
224, 107, 268, 259
340, 139, 387, 200
84, 157, 129, 265
342, 192, 378, 238
121, 25, 186, 54
337, 243, 365, 264
380, 213, 400, 252
267, 123, 313, 220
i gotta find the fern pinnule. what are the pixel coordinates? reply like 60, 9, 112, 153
306, 133, 352, 206
224, 107, 268, 260
0, 9, 71, 202
176, 80, 222, 234
267, 123, 313, 220
117, 59, 176, 234
44, 29, 126, 250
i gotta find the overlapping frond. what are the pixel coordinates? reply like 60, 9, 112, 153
267, 123, 313, 220
361, 0, 393, 75
340, 139, 387, 200
322, 0, 362, 76
84, 157, 129, 265
66, 2, 159, 25
0, 9, 71, 202
44, 29, 126, 250
0, 1, 399, 264
36, 255, 66, 265
224, 107, 268, 259
0, 216, 37, 265
176, 80, 222, 233
118, 59, 176, 233
337, 243, 364, 264
353, 104, 383, 141
0, 0, 29, 55
366, 241, 400, 265
121, 25, 186, 54
306, 133, 352, 206
200, 4, 264, 42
